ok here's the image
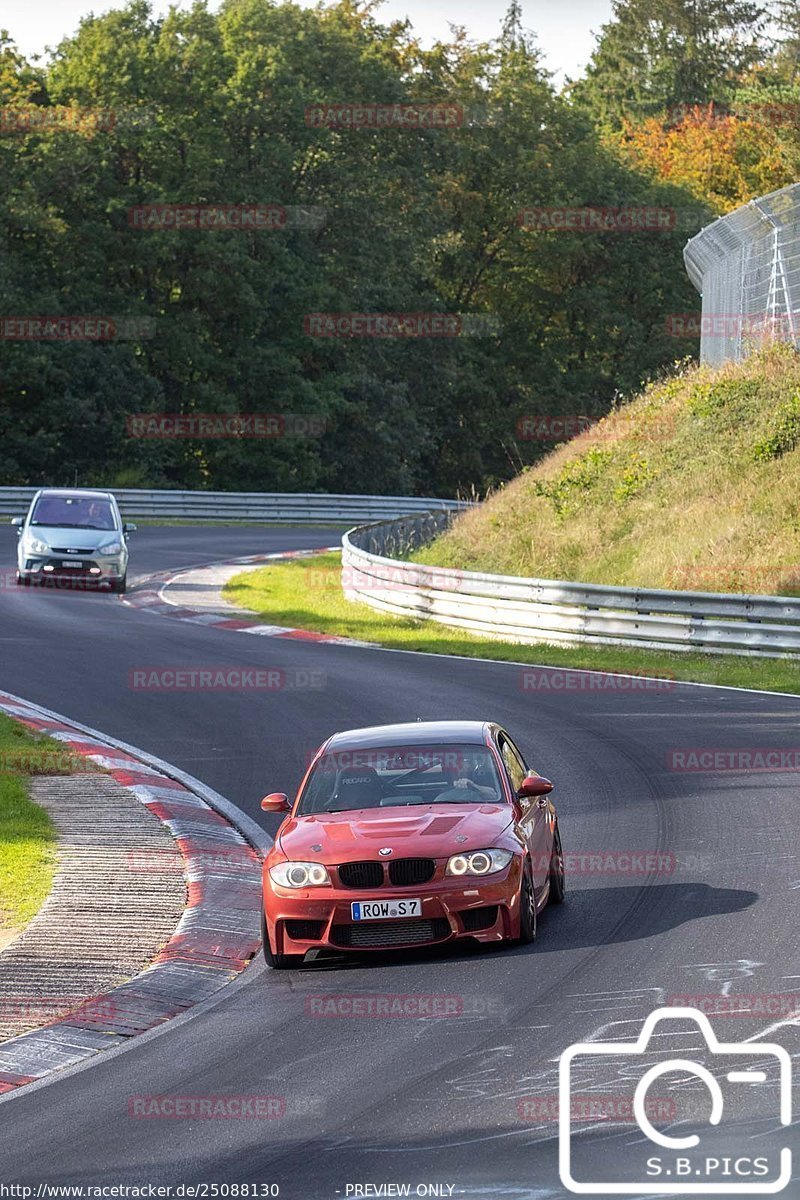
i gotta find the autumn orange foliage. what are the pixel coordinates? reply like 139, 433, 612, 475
612, 104, 794, 212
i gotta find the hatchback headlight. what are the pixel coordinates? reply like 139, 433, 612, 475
269, 861, 330, 888
27, 537, 50, 555
98, 541, 123, 556
445, 848, 513, 877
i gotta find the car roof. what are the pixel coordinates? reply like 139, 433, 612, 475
34, 488, 114, 500
326, 721, 492, 750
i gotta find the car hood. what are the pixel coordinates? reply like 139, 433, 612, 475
24, 525, 119, 549
278, 804, 513, 864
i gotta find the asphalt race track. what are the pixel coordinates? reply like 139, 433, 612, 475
0, 524, 797, 1198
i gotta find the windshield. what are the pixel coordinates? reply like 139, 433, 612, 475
297, 743, 505, 814
30, 495, 117, 531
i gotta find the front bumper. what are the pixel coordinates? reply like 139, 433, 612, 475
18, 554, 125, 587
263, 859, 523, 957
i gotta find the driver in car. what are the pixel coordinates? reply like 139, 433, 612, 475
442, 750, 501, 801
83, 502, 114, 529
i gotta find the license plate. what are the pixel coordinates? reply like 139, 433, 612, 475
62, 561, 83, 568
351, 899, 422, 921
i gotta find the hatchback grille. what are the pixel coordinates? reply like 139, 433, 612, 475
338, 862, 384, 889
388, 858, 435, 886
331, 918, 450, 948
52, 548, 94, 555
460, 905, 499, 932
283, 919, 325, 941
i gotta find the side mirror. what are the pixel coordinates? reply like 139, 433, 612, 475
261, 792, 291, 813
11, 517, 23, 528
517, 774, 553, 799
123, 523, 137, 534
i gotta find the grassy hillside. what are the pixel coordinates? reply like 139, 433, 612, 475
418, 344, 800, 595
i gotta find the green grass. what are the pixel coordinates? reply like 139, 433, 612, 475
0, 715, 77, 934
224, 553, 800, 695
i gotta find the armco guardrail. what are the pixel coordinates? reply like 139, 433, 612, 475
0, 487, 467, 523
343, 514, 800, 657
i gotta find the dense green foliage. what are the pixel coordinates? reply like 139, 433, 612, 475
572, 0, 768, 129
0, 0, 703, 496
0, 0, 797, 497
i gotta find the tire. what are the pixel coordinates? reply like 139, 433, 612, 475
15, 572, 26, 586
260, 907, 303, 970
548, 823, 566, 905
111, 574, 127, 595
517, 863, 537, 944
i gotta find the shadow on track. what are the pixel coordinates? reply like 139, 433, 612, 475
287, 882, 756, 974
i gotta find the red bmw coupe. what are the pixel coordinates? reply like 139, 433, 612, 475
259, 720, 564, 968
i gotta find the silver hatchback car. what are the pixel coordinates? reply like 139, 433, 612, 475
13, 489, 136, 594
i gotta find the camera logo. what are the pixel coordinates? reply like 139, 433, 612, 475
559, 1007, 792, 1194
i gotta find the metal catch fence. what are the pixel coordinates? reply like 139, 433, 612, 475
684, 182, 800, 366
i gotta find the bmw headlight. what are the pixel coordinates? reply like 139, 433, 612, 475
269, 861, 330, 888
98, 541, 123, 556
27, 537, 50, 555
445, 848, 513, 877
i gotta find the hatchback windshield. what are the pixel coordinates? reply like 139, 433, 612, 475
298, 744, 505, 814
31, 495, 117, 530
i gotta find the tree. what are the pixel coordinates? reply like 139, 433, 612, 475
573, 0, 768, 129
773, 0, 800, 81
0, 0, 704, 496
612, 105, 794, 210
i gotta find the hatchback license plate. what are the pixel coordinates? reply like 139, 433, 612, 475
351, 899, 422, 921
